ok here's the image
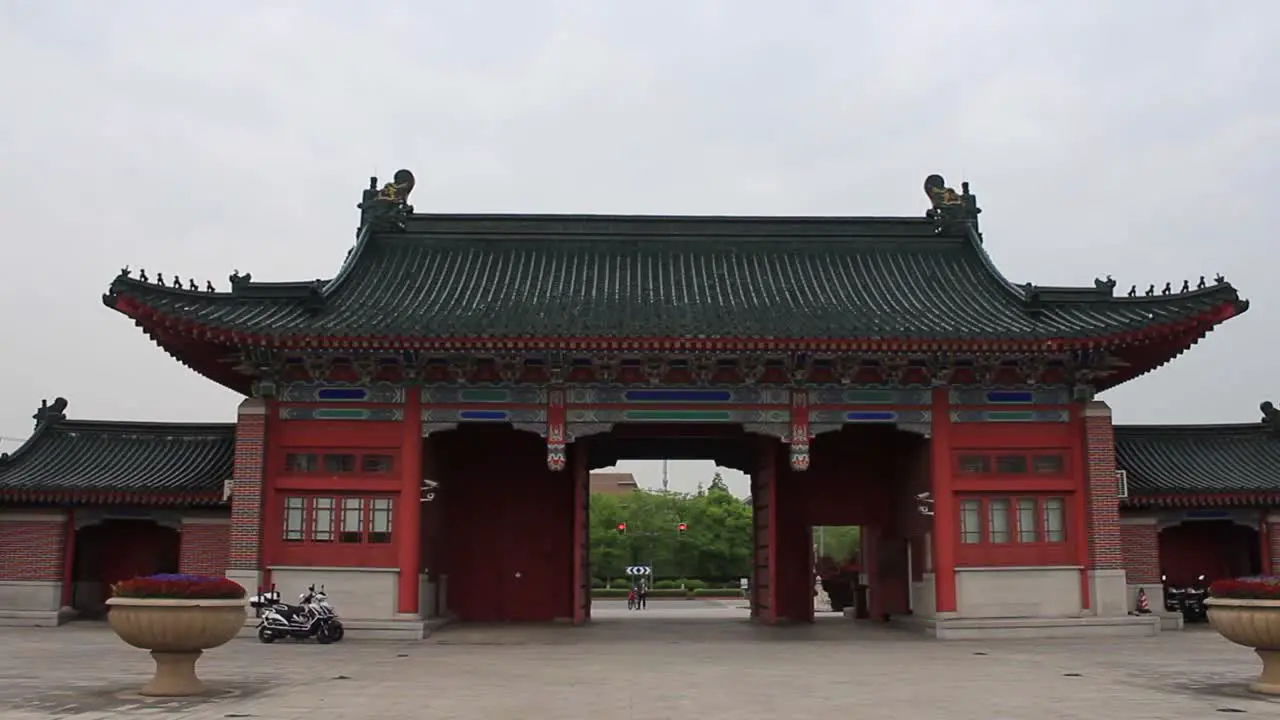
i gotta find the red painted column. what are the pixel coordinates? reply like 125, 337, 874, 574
396, 389, 424, 615
571, 441, 588, 624
930, 387, 957, 614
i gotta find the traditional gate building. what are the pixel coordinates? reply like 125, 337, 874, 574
0, 170, 1258, 638
1116, 404, 1280, 611
0, 399, 232, 625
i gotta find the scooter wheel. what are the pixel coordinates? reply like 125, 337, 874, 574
317, 628, 333, 645
330, 623, 345, 642
257, 627, 275, 644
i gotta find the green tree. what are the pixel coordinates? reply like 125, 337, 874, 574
813, 525, 861, 564
588, 472, 754, 582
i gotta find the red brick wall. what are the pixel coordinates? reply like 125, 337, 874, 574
229, 399, 267, 571
1119, 520, 1159, 583
179, 521, 231, 576
1084, 402, 1123, 570
0, 513, 67, 581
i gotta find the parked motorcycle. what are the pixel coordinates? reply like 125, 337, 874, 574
251, 584, 343, 643
308, 585, 345, 641
1161, 573, 1209, 623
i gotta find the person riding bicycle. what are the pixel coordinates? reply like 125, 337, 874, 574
627, 587, 637, 610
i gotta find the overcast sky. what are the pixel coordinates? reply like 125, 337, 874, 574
1, 1, 1276, 496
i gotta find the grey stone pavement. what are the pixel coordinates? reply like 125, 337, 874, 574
2, 599, 1278, 719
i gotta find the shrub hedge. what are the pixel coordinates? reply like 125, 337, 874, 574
590, 587, 746, 599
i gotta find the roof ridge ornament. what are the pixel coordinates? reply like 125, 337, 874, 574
357, 169, 416, 235
1262, 401, 1280, 435
923, 174, 981, 234
33, 397, 68, 429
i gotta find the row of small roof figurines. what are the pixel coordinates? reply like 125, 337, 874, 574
117, 266, 217, 292
1095, 273, 1228, 297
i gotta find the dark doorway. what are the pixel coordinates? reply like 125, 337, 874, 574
1159, 520, 1261, 586
71, 519, 180, 618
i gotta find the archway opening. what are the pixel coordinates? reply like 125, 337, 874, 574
429, 421, 928, 628
70, 519, 180, 618
588, 457, 754, 622
1159, 520, 1262, 588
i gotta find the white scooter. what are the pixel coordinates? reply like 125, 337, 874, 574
250, 584, 344, 643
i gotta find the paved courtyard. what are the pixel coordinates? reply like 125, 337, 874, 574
1, 600, 1277, 719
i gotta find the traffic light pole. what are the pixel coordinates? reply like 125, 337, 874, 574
617, 522, 688, 584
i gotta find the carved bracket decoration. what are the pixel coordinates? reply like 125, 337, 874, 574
546, 387, 567, 471
926, 356, 953, 387
789, 388, 810, 471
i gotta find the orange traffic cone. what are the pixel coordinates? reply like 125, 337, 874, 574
1135, 587, 1151, 615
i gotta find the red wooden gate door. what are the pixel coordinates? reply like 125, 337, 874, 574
498, 476, 562, 622
95, 520, 179, 601
499, 500, 540, 621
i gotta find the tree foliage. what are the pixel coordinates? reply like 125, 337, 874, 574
813, 525, 861, 565
590, 472, 753, 582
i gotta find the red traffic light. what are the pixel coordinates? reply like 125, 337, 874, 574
677, 523, 688, 532
616, 522, 627, 532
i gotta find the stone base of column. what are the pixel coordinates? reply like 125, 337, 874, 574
1087, 569, 1129, 618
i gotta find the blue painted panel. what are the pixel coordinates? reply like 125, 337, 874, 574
985, 390, 1034, 404
1183, 510, 1232, 520
458, 409, 510, 421
279, 382, 405, 404
317, 387, 369, 401
948, 387, 1071, 406
845, 411, 898, 422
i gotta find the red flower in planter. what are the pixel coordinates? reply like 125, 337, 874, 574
111, 574, 246, 600
1208, 576, 1280, 601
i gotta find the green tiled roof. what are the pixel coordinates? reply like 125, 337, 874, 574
104, 214, 1246, 344
1115, 421, 1280, 496
0, 399, 234, 501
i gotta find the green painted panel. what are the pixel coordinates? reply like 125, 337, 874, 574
844, 389, 896, 404
313, 408, 371, 420
983, 411, 1037, 422
622, 410, 734, 422
459, 388, 511, 402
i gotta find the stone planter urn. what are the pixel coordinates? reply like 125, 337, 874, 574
1206, 597, 1280, 695
106, 596, 248, 697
